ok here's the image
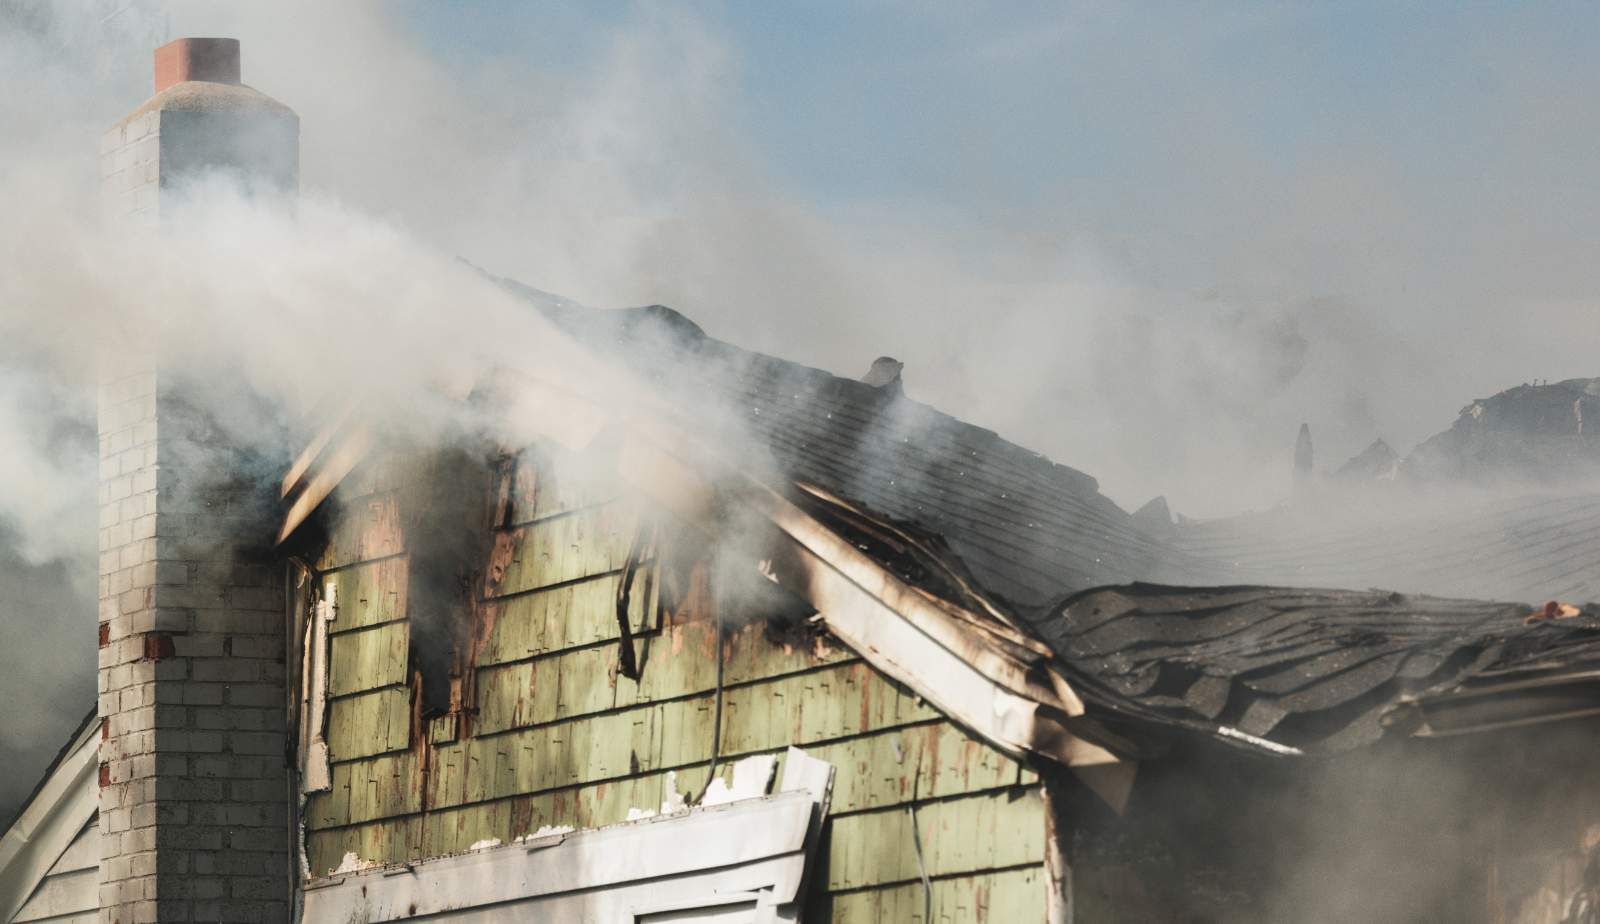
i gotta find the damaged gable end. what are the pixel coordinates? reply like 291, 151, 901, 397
281, 429, 1079, 921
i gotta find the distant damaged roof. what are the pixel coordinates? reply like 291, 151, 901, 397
1043, 583, 1600, 756
1170, 491, 1600, 604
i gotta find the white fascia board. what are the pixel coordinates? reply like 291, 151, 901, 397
614, 432, 1115, 767
738, 480, 1073, 709
300, 791, 818, 923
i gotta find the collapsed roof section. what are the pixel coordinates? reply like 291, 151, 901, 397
278, 277, 1600, 768
1045, 584, 1600, 758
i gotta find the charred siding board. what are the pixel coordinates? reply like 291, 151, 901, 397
305, 444, 1048, 919
304, 752, 423, 830
488, 501, 638, 598
427, 695, 710, 808
718, 662, 938, 752
475, 571, 653, 666
315, 491, 404, 572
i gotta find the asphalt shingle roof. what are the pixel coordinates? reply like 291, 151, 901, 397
500, 281, 1600, 753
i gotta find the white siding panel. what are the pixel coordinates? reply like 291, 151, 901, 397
12, 818, 97, 924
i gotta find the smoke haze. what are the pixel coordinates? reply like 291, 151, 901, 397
2, 0, 1599, 825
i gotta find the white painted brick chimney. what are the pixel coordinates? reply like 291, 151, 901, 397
97, 38, 297, 924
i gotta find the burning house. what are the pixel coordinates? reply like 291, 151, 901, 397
4, 36, 1600, 924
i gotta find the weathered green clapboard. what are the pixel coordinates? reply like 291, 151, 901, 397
820, 865, 1047, 924
306, 442, 1049, 919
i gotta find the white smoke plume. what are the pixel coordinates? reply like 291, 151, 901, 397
2, 0, 1598, 835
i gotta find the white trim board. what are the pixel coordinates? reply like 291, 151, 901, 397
0, 718, 99, 923
301, 751, 833, 924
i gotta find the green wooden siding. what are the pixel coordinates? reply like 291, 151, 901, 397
305, 751, 424, 830
305, 441, 1046, 919
326, 620, 409, 697
819, 866, 1047, 924
474, 617, 850, 735
326, 687, 411, 762
826, 789, 1046, 890
505, 443, 622, 525
315, 491, 403, 572
803, 722, 1036, 814
475, 569, 653, 666
324, 557, 408, 634
488, 502, 637, 598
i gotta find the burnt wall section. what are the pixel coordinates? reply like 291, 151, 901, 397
398, 449, 495, 718
96, 368, 290, 924
300, 440, 1052, 922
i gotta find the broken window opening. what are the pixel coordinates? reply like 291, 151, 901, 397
402, 447, 496, 719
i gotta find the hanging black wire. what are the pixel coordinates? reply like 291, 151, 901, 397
614, 517, 652, 681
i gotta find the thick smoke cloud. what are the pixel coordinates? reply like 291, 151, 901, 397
1, 0, 1596, 830
0, 0, 156, 825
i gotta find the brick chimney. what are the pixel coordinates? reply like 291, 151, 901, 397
100, 38, 297, 222
97, 39, 297, 924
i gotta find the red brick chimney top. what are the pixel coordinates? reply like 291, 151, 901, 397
154, 38, 241, 93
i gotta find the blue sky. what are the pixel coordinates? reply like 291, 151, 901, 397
16, 0, 1598, 512
396, 2, 1596, 261
1, 0, 1596, 512
311, 2, 1599, 511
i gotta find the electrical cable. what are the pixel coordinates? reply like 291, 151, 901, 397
614, 518, 650, 680
909, 763, 932, 921
692, 590, 726, 805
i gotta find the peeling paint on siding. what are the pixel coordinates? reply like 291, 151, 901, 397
300, 440, 1049, 919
